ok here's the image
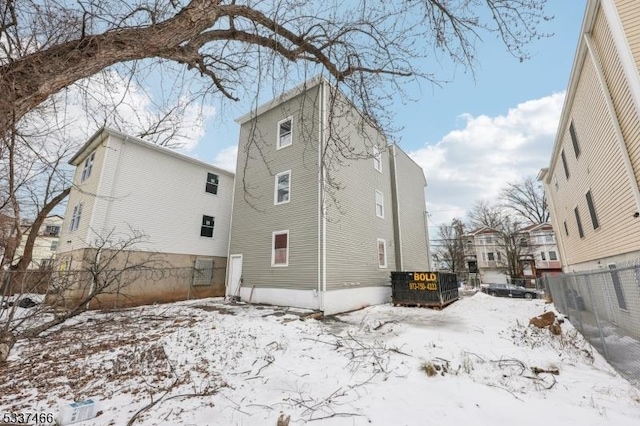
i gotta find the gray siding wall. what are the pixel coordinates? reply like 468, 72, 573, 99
324, 90, 396, 291
391, 145, 430, 271
229, 86, 321, 290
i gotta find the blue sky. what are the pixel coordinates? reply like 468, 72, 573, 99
187, 1, 587, 230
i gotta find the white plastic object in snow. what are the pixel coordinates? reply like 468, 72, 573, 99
57, 399, 97, 425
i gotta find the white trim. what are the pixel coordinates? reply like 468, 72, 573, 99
372, 145, 382, 172
274, 170, 292, 205
81, 151, 95, 182
375, 190, 384, 219
321, 82, 327, 299
276, 116, 293, 150
271, 229, 290, 267
377, 238, 388, 269
226, 254, 243, 297
584, 32, 640, 213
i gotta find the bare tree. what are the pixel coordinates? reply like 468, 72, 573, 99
467, 200, 504, 230
492, 216, 531, 280
0, 0, 551, 142
434, 218, 466, 273
0, 228, 162, 362
501, 176, 550, 225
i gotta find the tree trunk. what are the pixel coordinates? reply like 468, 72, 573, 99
0, 331, 16, 363
0, 0, 222, 137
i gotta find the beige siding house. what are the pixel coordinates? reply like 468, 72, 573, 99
540, 0, 640, 272
228, 77, 431, 315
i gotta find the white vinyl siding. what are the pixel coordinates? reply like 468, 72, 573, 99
57, 132, 234, 257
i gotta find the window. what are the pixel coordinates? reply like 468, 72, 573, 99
569, 121, 581, 158
375, 190, 384, 218
553, 175, 559, 191
373, 145, 382, 172
44, 225, 60, 237
39, 259, 53, 269
487, 252, 495, 261
496, 252, 502, 261
586, 190, 599, 230
81, 151, 95, 182
574, 207, 584, 238
272, 230, 289, 266
561, 150, 570, 179
69, 202, 83, 231
277, 117, 293, 149
481, 253, 486, 261
377, 239, 387, 268
206, 173, 219, 195
200, 215, 215, 238
564, 220, 569, 236
609, 264, 627, 310
274, 170, 291, 205
50, 241, 58, 251
541, 252, 546, 261
549, 251, 558, 261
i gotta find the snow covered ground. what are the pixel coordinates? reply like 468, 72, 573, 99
1, 292, 639, 425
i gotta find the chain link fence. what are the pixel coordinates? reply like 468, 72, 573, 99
540, 265, 640, 387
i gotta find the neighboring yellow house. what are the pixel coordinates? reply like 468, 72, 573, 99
540, 0, 640, 272
14, 215, 63, 269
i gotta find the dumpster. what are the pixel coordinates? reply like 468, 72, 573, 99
391, 271, 459, 308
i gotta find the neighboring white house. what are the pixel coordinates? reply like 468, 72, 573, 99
228, 77, 432, 315
14, 215, 63, 269
56, 127, 234, 306
464, 223, 563, 286
464, 228, 509, 284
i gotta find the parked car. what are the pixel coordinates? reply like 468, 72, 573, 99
482, 283, 538, 300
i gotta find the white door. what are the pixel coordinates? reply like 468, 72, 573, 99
227, 255, 243, 297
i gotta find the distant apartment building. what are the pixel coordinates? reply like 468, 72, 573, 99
464, 223, 562, 285
56, 127, 234, 306
540, 0, 640, 272
14, 215, 63, 269
228, 77, 432, 315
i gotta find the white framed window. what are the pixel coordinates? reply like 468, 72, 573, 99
545, 234, 554, 242
200, 215, 215, 238
69, 202, 83, 231
206, 173, 219, 195
377, 238, 387, 268
277, 117, 293, 149
373, 145, 382, 172
81, 151, 95, 182
375, 190, 384, 218
274, 170, 291, 205
549, 251, 557, 261
553, 175, 559, 191
487, 252, 495, 261
541, 251, 546, 261
50, 241, 58, 251
272, 230, 289, 267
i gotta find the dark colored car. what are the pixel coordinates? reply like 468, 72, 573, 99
483, 283, 538, 300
